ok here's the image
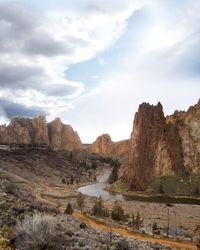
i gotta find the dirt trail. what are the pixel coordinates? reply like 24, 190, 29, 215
35, 184, 65, 213
73, 211, 197, 250
35, 185, 198, 250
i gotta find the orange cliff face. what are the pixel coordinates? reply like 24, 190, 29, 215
123, 100, 200, 191
0, 116, 49, 145
166, 100, 200, 174
48, 118, 83, 151
123, 102, 185, 191
0, 116, 83, 151
89, 134, 129, 157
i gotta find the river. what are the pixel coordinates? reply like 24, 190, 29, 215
78, 169, 125, 201
78, 169, 200, 205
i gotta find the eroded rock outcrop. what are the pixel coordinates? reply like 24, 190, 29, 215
0, 116, 49, 145
90, 134, 113, 155
0, 116, 82, 151
48, 118, 83, 151
124, 102, 185, 191
14, 116, 49, 145
90, 134, 129, 157
166, 100, 200, 174
0, 119, 31, 145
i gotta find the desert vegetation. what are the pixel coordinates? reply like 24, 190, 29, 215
16, 213, 65, 250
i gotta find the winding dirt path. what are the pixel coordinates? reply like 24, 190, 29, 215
35, 184, 198, 250
74, 211, 197, 250
35, 183, 66, 213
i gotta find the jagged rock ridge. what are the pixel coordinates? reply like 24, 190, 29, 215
123, 100, 200, 191
0, 116, 82, 151
48, 118, 83, 151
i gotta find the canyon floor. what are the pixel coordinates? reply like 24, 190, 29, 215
0, 148, 200, 250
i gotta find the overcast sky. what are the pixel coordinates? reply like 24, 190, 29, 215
0, 0, 200, 143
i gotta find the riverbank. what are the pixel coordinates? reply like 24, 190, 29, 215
106, 181, 200, 205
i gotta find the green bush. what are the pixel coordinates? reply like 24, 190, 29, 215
77, 193, 85, 211
92, 196, 109, 217
65, 202, 73, 215
111, 203, 128, 222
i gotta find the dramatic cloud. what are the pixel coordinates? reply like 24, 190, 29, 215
0, 98, 48, 119
0, 0, 199, 142
63, 0, 200, 142
0, 0, 137, 120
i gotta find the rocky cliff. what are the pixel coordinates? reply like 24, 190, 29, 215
166, 100, 200, 174
0, 116, 82, 151
90, 134, 129, 157
48, 118, 83, 151
123, 101, 200, 191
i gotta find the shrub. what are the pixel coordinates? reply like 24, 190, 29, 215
108, 165, 119, 184
61, 178, 66, 184
4, 183, 17, 195
92, 196, 109, 217
16, 213, 65, 250
111, 203, 128, 222
159, 182, 164, 194
115, 238, 130, 250
80, 222, 87, 229
65, 202, 74, 215
77, 193, 85, 211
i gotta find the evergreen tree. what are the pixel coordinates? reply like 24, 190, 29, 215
65, 202, 73, 215
70, 175, 74, 185
61, 177, 66, 184
135, 211, 143, 229
92, 196, 108, 217
131, 212, 135, 227
77, 193, 85, 211
108, 165, 119, 184
159, 182, 164, 194
111, 202, 128, 222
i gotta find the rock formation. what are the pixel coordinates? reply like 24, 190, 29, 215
13, 116, 50, 145
90, 134, 113, 155
0, 119, 31, 145
114, 139, 130, 157
166, 100, 200, 174
90, 134, 129, 157
48, 118, 83, 151
124, 102, 188, 191
0, 116, 82, 151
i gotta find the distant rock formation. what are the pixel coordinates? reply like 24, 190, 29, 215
0, 116, 82, 151
48, 118, 83, 151
124, 100, 200, 191
90, 134, 129, 157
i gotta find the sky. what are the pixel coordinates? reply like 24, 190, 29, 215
0, 0, 200, 143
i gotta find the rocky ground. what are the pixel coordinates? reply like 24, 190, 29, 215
0, 148, 199, 249
0, 180, 172, 250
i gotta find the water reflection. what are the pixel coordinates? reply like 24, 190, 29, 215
78, 169, 125, 201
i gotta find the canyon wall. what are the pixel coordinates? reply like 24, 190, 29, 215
0, 116, 82, 151
124, 101, 200, 191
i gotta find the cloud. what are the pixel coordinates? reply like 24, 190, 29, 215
0, 64, 44, 88
62, 0, 200, 142
24, 35, 72, 57
0, 98, 48, 119
1, 0, 199, 143
0, 1, 138, 124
